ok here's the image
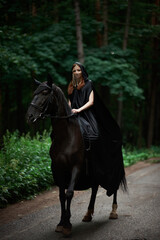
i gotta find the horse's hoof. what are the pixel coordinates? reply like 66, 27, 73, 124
82, 209, 94, 222
109, 212, 118, 219
109, 204, 118, 219
62, 226, 72, 237
55, 225, 63, 233
82, 215, 92, 222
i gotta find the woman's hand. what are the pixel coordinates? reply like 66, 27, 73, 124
71, 91, 94, 114
72, 108, 80, 113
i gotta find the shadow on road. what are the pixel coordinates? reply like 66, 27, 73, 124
75, 220, 112, 236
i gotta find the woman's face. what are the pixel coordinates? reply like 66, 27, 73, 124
72, 65, 82, 80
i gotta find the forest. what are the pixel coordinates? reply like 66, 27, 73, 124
0, 0, 160, 148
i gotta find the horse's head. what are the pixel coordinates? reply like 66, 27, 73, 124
26, 74, 57, 123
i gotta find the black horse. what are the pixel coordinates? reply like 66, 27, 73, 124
26, 75, 126, 236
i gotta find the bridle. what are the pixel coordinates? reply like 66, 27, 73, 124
30, 91, 75, 120
46, 113, 75, 119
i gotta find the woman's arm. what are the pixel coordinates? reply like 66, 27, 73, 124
72, 90, 94, 113
68, 99, 71, 107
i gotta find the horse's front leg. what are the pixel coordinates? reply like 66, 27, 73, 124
82, 185, 99, 222
66, 166, 79, 198
109, 190, 118, 219
55, 187, 66, 233
62, 166, 79, 236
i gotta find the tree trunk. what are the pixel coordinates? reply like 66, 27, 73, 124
31, 0, 37, 32
155, 92, 160, 144
147, 62, 158, 148
95, 0, 103, 47
3, 84, 9, 134
117, 0, 132, 127
74, 0, 84, 64
32, 1, 37, 17
103, 0, 109, 46
137, 105, 143, 148
147, 0, 159, 148
16, 80, 24, 133
117, 91, 123, 127
0, 81, 2, 146
53, 0, 59, 23
122, 0, 132, 51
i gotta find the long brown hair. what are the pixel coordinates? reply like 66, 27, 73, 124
68, 64, 85, 95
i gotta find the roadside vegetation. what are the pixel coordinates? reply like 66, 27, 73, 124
0, 131, 160, 207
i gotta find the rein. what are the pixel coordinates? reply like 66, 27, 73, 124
44, 113, 75, 119
30, 99, 75, 120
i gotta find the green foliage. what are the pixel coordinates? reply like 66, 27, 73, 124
26, 22, 77, 84
85, 47, 144, 100
0, 22, 76, 85
0, 27, 37, 79
123, 146, 160, 167
0, 130, 52, 206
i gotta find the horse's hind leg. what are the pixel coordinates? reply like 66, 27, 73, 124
109, 191, 118, 219
82, 185, 98, 222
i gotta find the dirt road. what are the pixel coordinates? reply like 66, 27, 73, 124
0, 161, 160, 240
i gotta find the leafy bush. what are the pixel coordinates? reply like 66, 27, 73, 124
0, 130, 53, 206
123, 146, 160, 167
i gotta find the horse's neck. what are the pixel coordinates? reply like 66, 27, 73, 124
51, 119, 70, 141
51, 102, 69, 133
50, 88, 73, 139
56, 92, 71, 117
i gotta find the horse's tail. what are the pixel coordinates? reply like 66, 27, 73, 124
120, 174, 128, 193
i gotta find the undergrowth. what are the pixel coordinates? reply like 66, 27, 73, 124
123, 146, 160, 167
0, 130, 52, 207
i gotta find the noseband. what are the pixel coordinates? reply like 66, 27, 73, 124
30, 103, 44, 112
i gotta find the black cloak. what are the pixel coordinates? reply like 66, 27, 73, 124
69, 62, 126, 196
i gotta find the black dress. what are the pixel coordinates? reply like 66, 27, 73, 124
69, 80, 99, 142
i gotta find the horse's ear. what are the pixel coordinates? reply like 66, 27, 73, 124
34, 78, 41, 85
47, 74, 53, 88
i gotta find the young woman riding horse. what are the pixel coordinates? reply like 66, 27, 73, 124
26, 63, 127, 237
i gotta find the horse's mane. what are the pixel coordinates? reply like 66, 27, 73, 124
52, 84, 72, 117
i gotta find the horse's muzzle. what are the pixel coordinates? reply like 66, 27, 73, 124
26, 113, 38, 124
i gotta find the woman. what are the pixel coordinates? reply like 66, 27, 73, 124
68, 62, 99, 143
68, 62, 126, 196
